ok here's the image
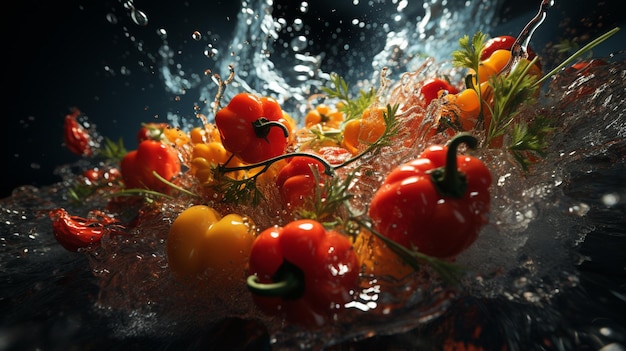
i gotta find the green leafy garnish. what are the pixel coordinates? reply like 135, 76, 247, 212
211, 166, 266, 206
451, 32, 488, 72
321, 73, 376, 121
295, 166, 355, 227
485, 57, 540, 145
509, 115, 553, 171
97, 137, 127, 163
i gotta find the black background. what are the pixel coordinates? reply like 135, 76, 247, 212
2, 0, 624, 199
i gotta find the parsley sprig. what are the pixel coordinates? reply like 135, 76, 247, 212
321, 73, 376, 121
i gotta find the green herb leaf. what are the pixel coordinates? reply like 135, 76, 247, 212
321, 73, 376, 121
451, 32, 487, 72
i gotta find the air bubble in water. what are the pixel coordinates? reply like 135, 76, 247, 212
192, 31, 202, 41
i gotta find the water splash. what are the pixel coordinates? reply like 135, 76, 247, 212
504, 0, 554, 73
1, 0, 625, 349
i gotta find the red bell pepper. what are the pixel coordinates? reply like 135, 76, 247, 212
120, 139, 181, 192
215, 92, 290, 164
246, 219, 359, 327
63, 108, 94, 156
420, 78, 459, 106
275, 156, 328, 210
49, 209, 125, 252
368, 133, 491, 259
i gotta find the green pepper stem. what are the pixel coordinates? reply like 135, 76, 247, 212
246, 260, 305, 299
252, 117, 290, 141
430, 133, 478, 198
219, 151, 335, 177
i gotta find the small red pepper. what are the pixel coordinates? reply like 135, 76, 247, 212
368, 134, 491, 259
246, 219, 359, 327
63, 108, 93, 156
120, 139, 181, 192
275, 156, 328, 210
49, 209, 125, 252
420, 78, 459, 106
215, 93, 290, 164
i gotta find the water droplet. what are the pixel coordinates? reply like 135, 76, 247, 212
105, 13, 118, 24
130, 9, 149, 26
291, 36, 308, 52
568, 203, 590, 216
293, 18, 304, 31
601, 193, 620, 207
192, 31, 202, 41
156, 28, 167, 39
203, 45, 218, 58
300, 1, 309, 13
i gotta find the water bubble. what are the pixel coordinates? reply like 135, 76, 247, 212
192, 31, 202, 41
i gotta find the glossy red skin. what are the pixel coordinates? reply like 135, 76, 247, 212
275, 156, 327, 209
120, 139, 181, 192
481, 35, 539, 67
368, 144, 491, 259
215, 93, 288, 164
420, 78, 459, 105
63, 108, 93, 156
248, 219, 359, 327
49, 209, 124, 252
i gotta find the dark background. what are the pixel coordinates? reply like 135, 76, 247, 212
2, 0, 624, 198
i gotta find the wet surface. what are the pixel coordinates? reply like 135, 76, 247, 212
2, 1, 625, 350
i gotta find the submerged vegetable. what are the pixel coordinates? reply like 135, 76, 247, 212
215, 92, 290, 164
246, 219, 359, 327
49, 209, 124, 252
166, 205, 256, 284
368, 134, 491, 258
120, 139, 181, 192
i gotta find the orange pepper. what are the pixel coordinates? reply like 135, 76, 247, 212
341, 106, 386, 155
190, 141, 243, 185
304, 104, 344, 129
352, 230, 414, 280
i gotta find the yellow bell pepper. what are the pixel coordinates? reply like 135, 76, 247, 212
166, 205, 256, 285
